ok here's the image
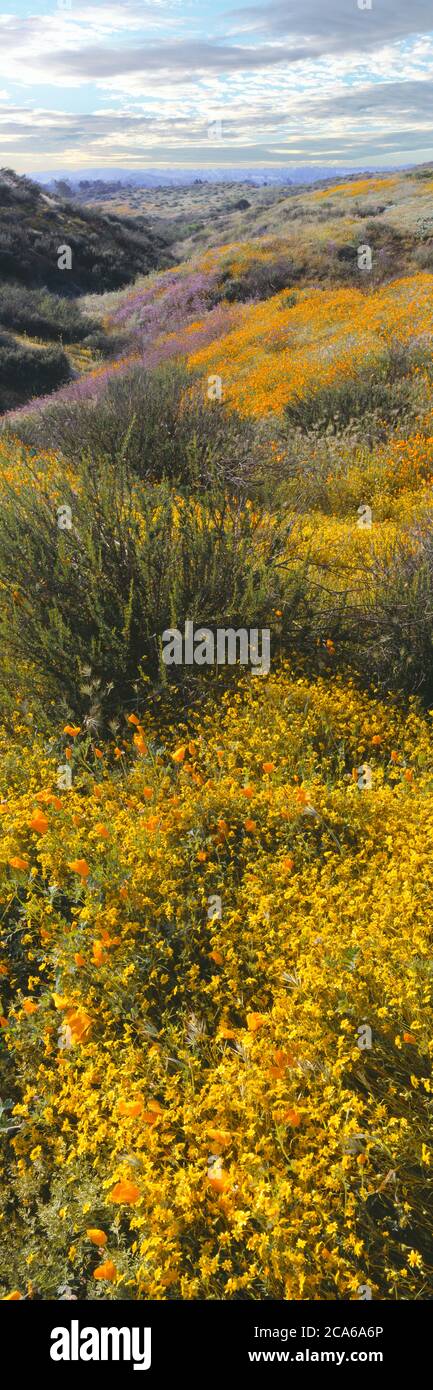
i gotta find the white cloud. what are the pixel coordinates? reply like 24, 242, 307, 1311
1, 1, 432, 168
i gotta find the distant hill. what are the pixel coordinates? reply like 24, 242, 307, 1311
0, 168, 174, 296
33, 166, 360, 191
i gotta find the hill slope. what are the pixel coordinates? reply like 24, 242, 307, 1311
0, 164, 432, 1303
0, 168, 174, 296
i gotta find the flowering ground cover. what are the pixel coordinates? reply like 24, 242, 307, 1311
0, 170, 432, 1301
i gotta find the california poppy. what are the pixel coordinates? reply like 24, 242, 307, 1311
65, 1008, 92, 1043
86, 1228, 107, 1247
247, 1012, 267, 1033
68, 859, 90, 878
118, 1100, 143, 1118
207, 1160, 230, 1192
133, 733, 147, 756
109, 1180, 140, 1204
28, 811, 49, 834
93, 1260, 117, 1280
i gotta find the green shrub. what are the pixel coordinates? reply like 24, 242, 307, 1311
0, 335, 71, 412
350, 520, 433, 704
12, 361, 262, 492
0, 451, 307, 723
282, 345, 429, 443
0, 283, 99, 343
214, 256, 297, 304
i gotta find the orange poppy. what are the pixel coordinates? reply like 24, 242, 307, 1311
118, 1100, 143, 1118
68, 859, 90, 878
207, 1163, 230, 1193
133, 734, 147, 755
35, 791, 62, 809
65, 1008, 92, 1043
86, 1228, 107, 1247
207, 1128, 231, 1149
28, 811, 49, 835
247, 1012, 267, 1033
9, 857, 29, 871
143, 1100, 163, 1125
93, 1260, 117, 1281
109, 1180, 140, 1204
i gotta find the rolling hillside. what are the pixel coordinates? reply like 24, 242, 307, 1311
0, 164, 432, 1304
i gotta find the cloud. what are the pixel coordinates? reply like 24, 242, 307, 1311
1, 75, 432, 167
228, 0, 433, 51
42, 40, 312, 81
1, 1, 432, 169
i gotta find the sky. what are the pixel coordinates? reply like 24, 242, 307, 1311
0, 0, 432, 174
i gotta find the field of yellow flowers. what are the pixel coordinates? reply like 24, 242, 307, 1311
1, 170, 432, 1302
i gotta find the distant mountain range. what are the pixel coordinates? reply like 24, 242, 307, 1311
33, 165, 362, 191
